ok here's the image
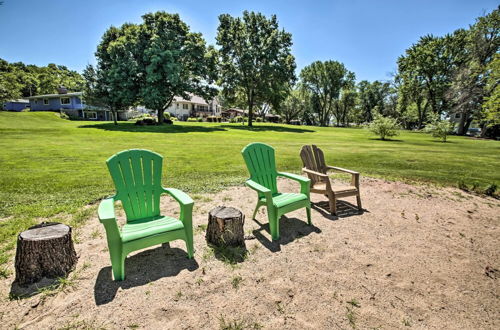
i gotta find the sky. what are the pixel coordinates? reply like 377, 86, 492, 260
0, 0, 498, 82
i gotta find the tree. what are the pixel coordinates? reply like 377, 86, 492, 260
483, 53, 500, 127
368, 113, 400, 140
276, 88, 306, 124
216, 11, 296, 126
137, 12, 218, 124
425, 117, 454, 142
300, 60, 354, 126
332, 88, 357, 126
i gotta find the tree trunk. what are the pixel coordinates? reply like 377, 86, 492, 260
157, 108, 165, 125
112, 109, 118, 125
206, 207, 245, 247
15, 222, 78, 286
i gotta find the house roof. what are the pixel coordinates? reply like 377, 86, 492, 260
173, 94, 208, 106
27, 92, 83, 99
224, 108, 248, 114
6, 99, 29, 103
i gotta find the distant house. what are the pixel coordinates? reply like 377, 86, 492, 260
27, 90, 84, 118
222, 108, 248, 119
3, 99, 30, 111
27, 87, 132, 121
166, 94, 221, 120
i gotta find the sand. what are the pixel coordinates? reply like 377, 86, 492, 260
1, 177, 499, 329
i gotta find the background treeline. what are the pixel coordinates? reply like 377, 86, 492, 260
0, 7, 498, 136
0, 60, 84, 100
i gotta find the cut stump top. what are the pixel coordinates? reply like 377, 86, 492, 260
19, 223, 71, 241
209, 206, 242, 219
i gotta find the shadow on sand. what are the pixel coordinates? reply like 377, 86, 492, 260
94, 245, 198, 305
311, 200, 368, 221
251, 215, 321, 253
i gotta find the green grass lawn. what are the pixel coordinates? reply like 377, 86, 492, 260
0, 112, 499, 270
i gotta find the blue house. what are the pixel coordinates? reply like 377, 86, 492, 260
3, 99, 30, 111
28, 91, 84, 112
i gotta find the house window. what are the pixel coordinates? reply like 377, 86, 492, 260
176, 103, 179, 109
183, 104, 189, 110
86, 112, 97, 119
455, 113, 461, 119
43, 98, 49, 105
34, 100, 38, 104
60, 97, 70, 105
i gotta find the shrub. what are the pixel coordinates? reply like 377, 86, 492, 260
187, 117, 197, 122
256, 117, 263, 122
425, 120, 454, 142
229, 117, 236, 123
368, 114, 400, 140
135, 117, 156, 126
163, 112, 171, 120
234, 115, 245, 123
171, 117, 178, 121
197, 117, 203, 122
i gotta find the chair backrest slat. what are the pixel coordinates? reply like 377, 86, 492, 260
107, 149, 163, 221
300, 145, 328, 185
242, 143, 278, 195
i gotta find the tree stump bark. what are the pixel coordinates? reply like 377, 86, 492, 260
206, 206, 245, 247
15, 222, 78, 286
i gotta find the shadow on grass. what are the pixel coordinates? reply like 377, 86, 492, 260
79, 122, 227, 133
94, 245, 198, 305
368, 138, 404, 142
251, 215, 321, 253
311, 200, 368, 221
220, 124, 315, 133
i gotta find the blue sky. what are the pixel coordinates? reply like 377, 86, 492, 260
0, 0, 497, 82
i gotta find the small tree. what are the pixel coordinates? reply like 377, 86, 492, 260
425, 119, 454, 142
368, 113, 401, 140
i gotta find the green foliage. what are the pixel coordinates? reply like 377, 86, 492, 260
255, 117, 263, 122
217, 11, 296, 126
0, 58, 84, 104
425, 118, 454, 142
483, 54, 500, 126
300, 60, 355, 126
368, 113, 401, 140
484, 183, 497, 196
187, 117, 197, 122
197, 117, 203, 122
276, 88, 307, 124
163, 112, 171, 120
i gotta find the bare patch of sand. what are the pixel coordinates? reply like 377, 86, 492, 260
1, 178, 499, 329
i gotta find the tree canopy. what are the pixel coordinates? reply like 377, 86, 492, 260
216, 11, 296, 126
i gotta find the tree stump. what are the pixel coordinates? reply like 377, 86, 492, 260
206, 207, 245, 247
15, 222, 78, 286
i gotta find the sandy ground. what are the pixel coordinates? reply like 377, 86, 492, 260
0, 177, 499, 329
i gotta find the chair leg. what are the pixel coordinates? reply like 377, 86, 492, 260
268, 208, 280, 241
185, 239, 194, 259
252, 202, 261, 220
356, 193, 362, 212
111, 255, 125, 281
306, 205, 312, 225
328, 193, 337, 215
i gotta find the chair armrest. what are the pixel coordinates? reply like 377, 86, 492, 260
163, 188, 194, 206
98, 197, 121, 241
277, 172, 311, 196
327, 166, 359, 175
302, 168, 329, 178
245, 179, 273, 201
98, 197, 117, 222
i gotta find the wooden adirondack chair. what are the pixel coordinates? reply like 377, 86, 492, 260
300, 145, 362, 215
98, 149, 194, 281
242, 143, 312, 241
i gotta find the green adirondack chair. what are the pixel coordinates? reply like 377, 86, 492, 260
242, 143, 312, 241
98, 149, 194, 281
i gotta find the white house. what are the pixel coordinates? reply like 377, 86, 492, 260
166, 94, 221, 120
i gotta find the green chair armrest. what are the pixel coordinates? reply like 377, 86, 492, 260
98, 197, 117, 222
245, 179, 271, 194
277, 172, 311, 195
163, 187, 194, 206
98, 197, 121, 241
